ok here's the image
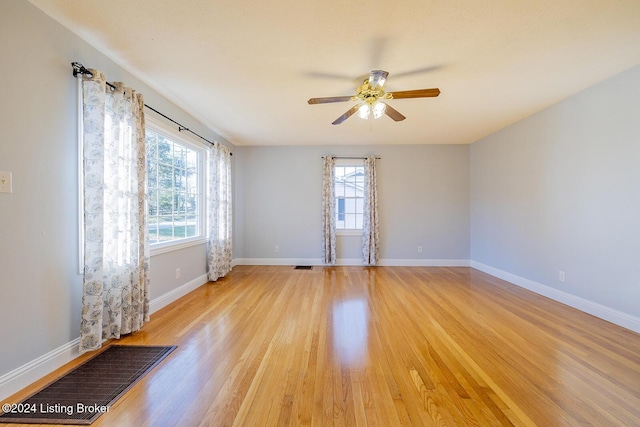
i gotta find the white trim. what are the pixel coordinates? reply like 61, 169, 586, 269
231, 258, 470, 267
0, 338, 80, 401
149, 274, 208, 313
233, 258, 325, 266
470, 261, 640, 334
378, 259, 471, 267
0, 275, 208, 401
150, 237, 206, 256
335, 158, 365, 166
145, 114, 211, 150
336, 230, 363, 236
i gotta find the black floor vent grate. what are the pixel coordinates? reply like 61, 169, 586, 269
0, 345, 176, 425
294, 266, 313, 270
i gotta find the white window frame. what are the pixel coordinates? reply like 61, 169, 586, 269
334, 159, 365, 236
146, 115, 208, 256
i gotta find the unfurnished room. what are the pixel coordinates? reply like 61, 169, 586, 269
1, 1, 640, 426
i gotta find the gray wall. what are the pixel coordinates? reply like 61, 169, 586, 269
0, 0, 233, 377
235, 144, 470, 262
470, 64, 640, 317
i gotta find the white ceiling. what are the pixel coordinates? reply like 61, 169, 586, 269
30, 0, 640, 146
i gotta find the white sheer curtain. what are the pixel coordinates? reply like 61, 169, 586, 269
80, 69, 149, 354
322, 156, 336, 265
362, 156, 380, 265
207, 143, 233, 281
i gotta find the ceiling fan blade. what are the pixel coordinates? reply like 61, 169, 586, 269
332, 105, 360, 125
369, 70, 389, 89
383, 103, 406, 121
308, 96, 353, 105
393, 65, 444, 78
389, 88, 440, 99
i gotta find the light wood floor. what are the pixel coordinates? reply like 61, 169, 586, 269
6, 266, 640, 426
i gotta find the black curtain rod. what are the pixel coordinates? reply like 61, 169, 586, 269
72, 62, 231, 155
322, 156, 381, 159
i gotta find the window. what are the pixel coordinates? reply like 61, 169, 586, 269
334, 164, 364, 230
337, 197, 345, 221
146, 121, 206, 251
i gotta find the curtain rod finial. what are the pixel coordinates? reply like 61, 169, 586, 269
71, 62, 93, 78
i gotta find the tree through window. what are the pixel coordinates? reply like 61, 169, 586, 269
146, 127, 204, 245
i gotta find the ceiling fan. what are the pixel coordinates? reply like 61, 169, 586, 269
307, 70, 440, 125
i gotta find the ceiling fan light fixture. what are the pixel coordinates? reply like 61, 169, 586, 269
357, 103, 370, 119
307, 69, 440, 125
373, 102, 386, 119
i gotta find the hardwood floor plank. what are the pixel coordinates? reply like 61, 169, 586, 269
4, 266, 640, 426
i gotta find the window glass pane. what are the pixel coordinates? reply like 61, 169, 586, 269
173, 144, 186, 168
149, 230, 158, 244
174, 192, 187, 215
345, 214, 356, 229
345, 198, 356, 214
186, 215, 198, 237
187, 149, 198, 172
344, 167, 355, 176
158, 138, 172, 165
355, 198, 363, 214
158, 216, 173, 241
186, 192, 197, 215
148, 189, 158, 217
355, 215, 363, 229
148, 216, 158, 244
158, 190, 173, 215
186, 169, 197, 194
173, 167, 186, 191
345, 183, 355, 197
146, 134, 157, 163
173, 215, 186, 238
159, 164, 172, 188
147, 161, 157, 189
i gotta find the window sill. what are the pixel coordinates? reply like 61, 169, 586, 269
150, 237, 207, 256
337, 229, 363, 237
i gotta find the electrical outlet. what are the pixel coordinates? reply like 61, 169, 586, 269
274, 245, 279, 253
417, 246, 423, 254
0, 171, 12, 193
176, 268, 181, 279
559, 271, 566, 282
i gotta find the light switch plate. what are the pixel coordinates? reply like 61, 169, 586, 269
0, 171, 12, 193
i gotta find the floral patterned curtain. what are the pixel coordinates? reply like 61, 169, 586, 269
207, 143, 233, 281
322, 156, 336, 265
80, 69, 149, 354
362, 156, 380, 265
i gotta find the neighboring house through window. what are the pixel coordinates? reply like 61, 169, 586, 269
334, 164, 364, 230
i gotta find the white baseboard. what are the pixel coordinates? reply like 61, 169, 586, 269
149, 274, 208, 314
232, 258, 470, 267
378, 259, 470, 267
0, 338, 80, 402
232, 258, 324, 266
0, 275, 209, 402
470, 261, 640, 334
